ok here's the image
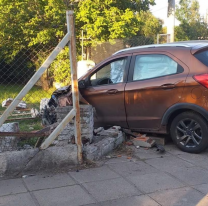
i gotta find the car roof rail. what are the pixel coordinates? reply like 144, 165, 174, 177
113, 43, 192, 55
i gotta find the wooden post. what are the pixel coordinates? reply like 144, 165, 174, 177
66, 10, 83, 164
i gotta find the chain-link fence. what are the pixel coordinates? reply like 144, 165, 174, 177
0, 31, 155, 152
89, 36, 156, 64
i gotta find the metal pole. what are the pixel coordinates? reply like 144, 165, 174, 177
157, 34, 159, 44
167, 0, 175, 42
82, 30, 84, 60
0, 33, 70, 127
66, 10, 83, 164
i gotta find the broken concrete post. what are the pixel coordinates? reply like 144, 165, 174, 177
55, 105, 94, 145
0, 122, 20, 152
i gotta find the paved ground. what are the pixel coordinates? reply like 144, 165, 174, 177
1, 143, 208, 206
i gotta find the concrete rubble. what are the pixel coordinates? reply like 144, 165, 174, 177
0, 104, 125, 177
0, 122, 20, 153
2, 98, 27, 109
55, 105, 94, 145
84, 126, 125, 161
40, 98, 50, 113
30, 108, 39, 118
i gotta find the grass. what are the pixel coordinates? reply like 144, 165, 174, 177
0, 84, 53, 147
0, 84, 53, 111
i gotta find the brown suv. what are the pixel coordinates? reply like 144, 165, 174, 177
50, 41, 208, 153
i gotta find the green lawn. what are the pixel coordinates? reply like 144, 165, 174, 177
0, 84, 53, 146
0, 84, 53, 111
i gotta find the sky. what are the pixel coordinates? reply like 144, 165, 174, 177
150, 0, 208, 26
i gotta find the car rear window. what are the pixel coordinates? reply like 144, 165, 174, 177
194, 49, 208, 67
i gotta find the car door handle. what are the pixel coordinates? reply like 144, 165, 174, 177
161, 84, 176, 89
107, 89, 118, 94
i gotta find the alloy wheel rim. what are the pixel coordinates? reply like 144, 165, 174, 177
175, 118, 202, 148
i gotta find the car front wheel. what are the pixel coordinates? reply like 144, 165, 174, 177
170, 112, 208, 153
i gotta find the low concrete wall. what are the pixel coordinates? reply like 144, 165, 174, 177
0, 145, 77, 177
0, 105, 125, 177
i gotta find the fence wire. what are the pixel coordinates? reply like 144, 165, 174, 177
0, 35, 155, 152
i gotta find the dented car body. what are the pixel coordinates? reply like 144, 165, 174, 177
48, 41, 208, 153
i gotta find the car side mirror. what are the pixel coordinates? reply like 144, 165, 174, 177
78, 80, 87, 89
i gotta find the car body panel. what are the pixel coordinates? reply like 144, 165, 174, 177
50, 41, 208, 134
124, 51, 190, 130
80, 55, 132, 128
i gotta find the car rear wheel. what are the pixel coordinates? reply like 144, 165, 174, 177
170, 112, 208, 153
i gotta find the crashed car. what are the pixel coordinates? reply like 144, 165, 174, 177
46, 41, 208, 153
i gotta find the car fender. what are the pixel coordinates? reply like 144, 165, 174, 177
161, 103, 208, 125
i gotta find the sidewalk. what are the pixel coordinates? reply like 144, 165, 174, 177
1, 144, 208, 206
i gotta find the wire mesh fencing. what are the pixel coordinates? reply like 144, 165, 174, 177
0, 40, 72, 151
0, 34, 156, 153
90, 36, 156, 64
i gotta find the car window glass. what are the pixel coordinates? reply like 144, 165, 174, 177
194, 49, 208, 67
133, 54, 179, 81
90, 58, 127, 86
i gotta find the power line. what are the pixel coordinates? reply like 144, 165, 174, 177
151, 6, 168, 13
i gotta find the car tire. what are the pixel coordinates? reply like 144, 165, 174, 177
170, 112, 208, 153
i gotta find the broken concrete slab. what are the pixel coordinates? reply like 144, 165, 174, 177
2, 98, 27, 109
132, 137, 155, 148
0, 122, 20, 152
84, 130, 124, 161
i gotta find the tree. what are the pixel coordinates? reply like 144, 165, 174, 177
136, 11, 163, 37
76, 0, 156, 44
175, 0, 208, 41
0, 0, 157, 88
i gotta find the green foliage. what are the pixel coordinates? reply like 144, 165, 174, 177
76, 0, 156, 45
175, 0, 208, 41
136, 11, 163, 37
0, 0, 158, 87
51, 47, 71, 84
0, 84, 52, 109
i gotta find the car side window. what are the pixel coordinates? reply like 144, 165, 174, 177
133, 54, 183, 81
90, 58, 127, 86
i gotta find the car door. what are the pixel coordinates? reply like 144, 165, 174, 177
81, 55, 131, 127
125, 52, 189, 130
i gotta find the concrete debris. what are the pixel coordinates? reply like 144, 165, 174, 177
84, 126, 124, 161
22, 174, 35, 178
22, 144, 33, 150
94, 127, 104, 134
2, 98, 27, 109
40, 98, 50, 113
0, 122, 20, 153
2, 98, 13, 107
31, 108, 40, 118
16, 101, 27, 109
132, 137, 155, 148
106, 155, 111, 159
55, 105, 94, 144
